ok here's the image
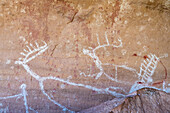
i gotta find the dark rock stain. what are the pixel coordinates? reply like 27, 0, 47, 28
143, 55, 148, 59
111, 0, 121, 26
133, 53, 138, 56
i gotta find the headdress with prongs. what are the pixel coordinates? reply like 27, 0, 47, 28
15, 41, 48, 64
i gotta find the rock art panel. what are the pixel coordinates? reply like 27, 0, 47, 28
0, 0, 170, 113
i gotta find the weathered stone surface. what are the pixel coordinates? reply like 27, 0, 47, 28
79, 88, 170, 113
111, 88, 170, 113
0, 0, 169, 112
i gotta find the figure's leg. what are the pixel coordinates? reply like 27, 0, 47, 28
95, 71, 103, 79
101, 66, 118, 82
39, 81, 75, 113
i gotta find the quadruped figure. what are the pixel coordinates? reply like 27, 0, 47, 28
14, 33, 169, 112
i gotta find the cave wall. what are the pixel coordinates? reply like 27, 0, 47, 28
0, 0, 169, 112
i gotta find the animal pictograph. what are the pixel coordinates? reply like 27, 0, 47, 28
81, 32, 168, 86
81, 32, 130, 83
0, 30, 163, 113
13, 36, 169, 112
81, 32, 139, 83
15, 40, 129, 112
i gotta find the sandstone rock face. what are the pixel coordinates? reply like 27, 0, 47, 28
0, 0, 169, 113
111, 88, 170, 113
81, 88, 170, 113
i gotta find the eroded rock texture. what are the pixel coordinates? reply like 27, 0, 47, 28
0, 0, 169, 113
111, 88, 170, 113
80, 88, 170, 113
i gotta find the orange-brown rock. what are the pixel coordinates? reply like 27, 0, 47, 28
0, 0, 169, 112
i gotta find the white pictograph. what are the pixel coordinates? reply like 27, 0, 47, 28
0, 105, 8, 113
81, 32, 139, 84
0, 84, 37, 113
81, 32, 168, 87
15, 41, 128, 113
138, 54, 159, 83
5, 34, 167, 113
129, 80, 170, 94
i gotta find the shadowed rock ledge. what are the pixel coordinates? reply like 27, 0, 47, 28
80, 88, 170, 113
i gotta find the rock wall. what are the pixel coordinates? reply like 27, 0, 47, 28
0, 0, 169, 112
